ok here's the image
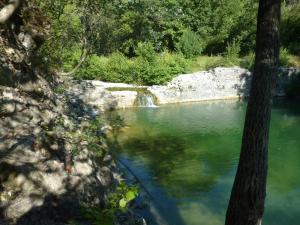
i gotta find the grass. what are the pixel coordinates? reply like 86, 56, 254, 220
286, 54, 300, 68
185, 53, 300, 74
185, 56, 227, 72
185, 55, 253, 73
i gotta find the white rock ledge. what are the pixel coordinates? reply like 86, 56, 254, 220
149, 67, 251, 104
69, 67, 299, 109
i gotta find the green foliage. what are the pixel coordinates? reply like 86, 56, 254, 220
37, 0, 260, 65
136, 42, 156, 62
75, 49, 188, 85
176, 29, 203, 58
72, 54, 108, 80
280, 48, 291, 67
37, 0, 299, 82
240, 53, 255, 70
107, 182, 139, 213
51, 114, 106, 158
281, 2, 300, 55
225, 40, 241, 65
279, 48, 300, 68
80, 207, 113, 225
78, 182, 138, 225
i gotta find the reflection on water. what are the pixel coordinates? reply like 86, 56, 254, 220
115, 100, 300, 225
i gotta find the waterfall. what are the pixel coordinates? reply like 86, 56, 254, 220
136, 94, 157, 107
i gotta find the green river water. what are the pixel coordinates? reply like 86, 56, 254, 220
115, 100, 300, 225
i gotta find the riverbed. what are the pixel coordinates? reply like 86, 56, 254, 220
116, 100, 300, 225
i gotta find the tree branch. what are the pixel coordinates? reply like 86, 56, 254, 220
58, 37, 89, 76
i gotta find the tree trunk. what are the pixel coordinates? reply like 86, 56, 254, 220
225, 1, 281, 225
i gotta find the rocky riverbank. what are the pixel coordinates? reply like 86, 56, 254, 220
0, 77, 125, 224
0, 66, 298, 224
0, 70, 150, 224
69, 67, 299, 109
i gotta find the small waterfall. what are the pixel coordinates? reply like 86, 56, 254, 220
136, 94, 158, 107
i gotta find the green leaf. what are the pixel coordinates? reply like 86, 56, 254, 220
125, 190, 136, 201
119, 198, 127, 208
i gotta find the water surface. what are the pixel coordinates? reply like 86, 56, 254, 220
115, 100, 300, 225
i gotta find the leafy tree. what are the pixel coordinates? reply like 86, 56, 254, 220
176, 29, 203, 58
281, 1, 300, 55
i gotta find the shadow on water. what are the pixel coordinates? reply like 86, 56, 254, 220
108, 134, 187, 225
109, 128, 239, 225
121, 134, 235, 194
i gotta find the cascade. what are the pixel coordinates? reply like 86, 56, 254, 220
136, 94, 157, 107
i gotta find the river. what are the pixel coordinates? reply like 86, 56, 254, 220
115, 99, 300, 225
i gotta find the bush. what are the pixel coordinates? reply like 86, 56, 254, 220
74, 48, 188, 85
104, 53, 135, 83
135, 42, 156, 62
280, 48, 290, 67
73, 54, 108, 80
240, 52, 255, 70
143, 52, 187, 85
176, 29, 203, 58
225, 39, 241, 65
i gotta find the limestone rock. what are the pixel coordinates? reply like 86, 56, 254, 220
66, 80, 141, 110
148, 67, 299, 104
70, 67, 299, 109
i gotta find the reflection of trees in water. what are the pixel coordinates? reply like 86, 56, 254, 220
114, 100, 300, 225
118, 100, 300, 191
121, 132, 237, 197
265, 100, 300, 192
123, 134, 187, 176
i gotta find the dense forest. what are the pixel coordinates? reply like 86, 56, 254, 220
35, 0, 300, 85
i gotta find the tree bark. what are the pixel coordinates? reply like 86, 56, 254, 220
0, 0, 22, 24
225, 1, 281, 225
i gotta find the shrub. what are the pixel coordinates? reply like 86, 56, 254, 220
73, 55, 108, 80
105, 52, 135, 83
135, 42, 156, 62
143, 52, 187, 85
280, 48, 290, 67
74, 51, 188, 85
176, 29, 203, 58
225, 39, 241, 65
240, 52, 255, 70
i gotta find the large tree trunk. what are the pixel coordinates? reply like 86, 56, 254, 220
225, 1, 281, 225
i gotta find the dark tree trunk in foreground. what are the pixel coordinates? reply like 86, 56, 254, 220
225, 1, 281, 225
